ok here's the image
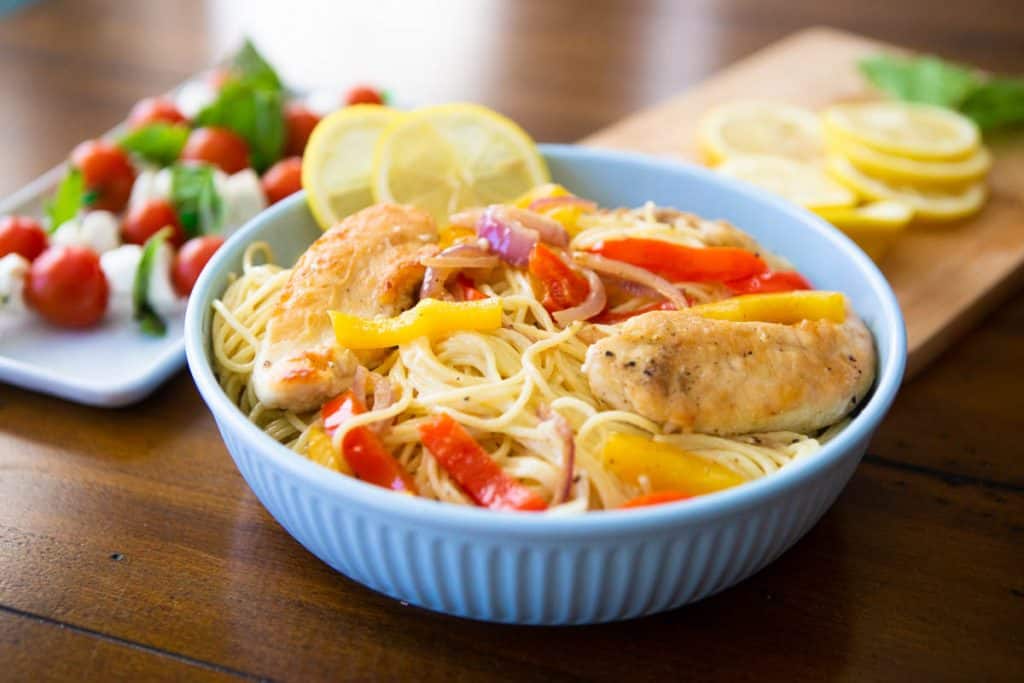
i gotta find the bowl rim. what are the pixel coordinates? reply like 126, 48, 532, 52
185, 143, 906, 539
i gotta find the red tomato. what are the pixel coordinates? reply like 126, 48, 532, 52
284, 103, 320, 156
261, 157, 303, 205
121, 199, 186, 248
345, 85, 385, 106
25, 246, 108, 328
172, 235, 224, 296
0, 216, 47, 261
180, 127, 250, 174
127, 97, 187, 129
71, 140, 136, 213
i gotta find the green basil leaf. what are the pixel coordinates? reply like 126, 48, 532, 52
133, 228, 170, 337
859, 54, 982, 108
170, 164, 224, 236
960, 78, 1024, 130
194, 80, 285, 172
118, 123, 189, 166
45, 168, 87, 233
230, 38, 283, 92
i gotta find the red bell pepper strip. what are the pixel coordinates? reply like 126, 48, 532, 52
527, 243, 590, 312
726, 270, 812, 295
418, 413, 548, 512
451, 273, 487, 301
620, 491, 692, 509
589, 239, 767, 283
322, 392, 416, 493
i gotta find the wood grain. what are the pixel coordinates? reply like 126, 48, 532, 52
584, 27, 1024, 379
1, 0, 1023, 680
0, 610, 245, 681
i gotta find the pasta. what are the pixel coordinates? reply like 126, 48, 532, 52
210, 199, 857, 514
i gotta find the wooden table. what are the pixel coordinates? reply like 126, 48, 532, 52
2, 1, 1022, 680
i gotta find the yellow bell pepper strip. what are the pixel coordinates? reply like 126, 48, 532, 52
305, 425, 353, 475
330, 298, 503, 350
418, 413, 548, 512
620, 491, 692, 509
688, 291, 846, 324
513, 182, 571, 208
600, 433, 746, 496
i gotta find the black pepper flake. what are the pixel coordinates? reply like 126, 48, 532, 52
643, 368, 655, 377
625, 360, 637, 368
110, 553, 124, 561
604, 350, 615, 358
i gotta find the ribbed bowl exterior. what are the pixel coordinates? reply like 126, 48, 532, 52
186, 145, 905, 625
217, 415, 866, 623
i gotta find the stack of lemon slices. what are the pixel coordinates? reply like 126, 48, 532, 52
301, 103, 549, 229
698, 100, 990, 260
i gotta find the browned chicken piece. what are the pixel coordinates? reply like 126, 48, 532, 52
584, 311, 875, 435
253, 203, 438, 412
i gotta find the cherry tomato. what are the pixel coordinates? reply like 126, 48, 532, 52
345, 85, 385, 106
180, 127, 250, 174
0, 215, 47, 261
127, 97, 187, 129
284, 103, 320, 156
172, 235, 224, 296
71, 140, 136, 213
121, 199, 186, 248
261, 157, 303, 205
25, 246, 108, 328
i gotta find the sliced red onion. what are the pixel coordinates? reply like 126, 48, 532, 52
552, 266, 606, 325
528, 195, 597, 214
351, 365, 369, 407
539, 407, 576, 505
498, 206, 569, 248
574, 252, 688, 310
420, 243, 497, 300
476, 206, 539, 267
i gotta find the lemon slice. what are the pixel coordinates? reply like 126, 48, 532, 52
717, 156, 856, 210
302, 105, 401, 229
697, 101, 823, 165
826, 132, 991, 187
814, 201, 912, 261
827, 156, 986, 222
815, 200, 914, 228
371, 103, 549, 223
822, 102, 979, 161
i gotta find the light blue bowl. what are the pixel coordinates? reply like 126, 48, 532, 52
185, 144, 906, 625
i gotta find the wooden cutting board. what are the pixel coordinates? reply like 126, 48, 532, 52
583, 27, 1024, 380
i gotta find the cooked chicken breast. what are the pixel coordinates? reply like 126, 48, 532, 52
584, 311, 875, 435
253, 203, 438, 412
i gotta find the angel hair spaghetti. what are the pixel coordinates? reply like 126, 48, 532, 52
211, 189, 873, 513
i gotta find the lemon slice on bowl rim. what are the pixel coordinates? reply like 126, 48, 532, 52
302, 104, 402, 230
822, 102, 980, 161
697, 101, 824, 165
370, 103, 549, 224
825, 131, 991, 187
717, 156, 857, 211
827, 155, 986, 222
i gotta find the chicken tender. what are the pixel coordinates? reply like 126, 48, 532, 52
584, 311, 875, 435
253, 203, 438, 412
